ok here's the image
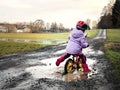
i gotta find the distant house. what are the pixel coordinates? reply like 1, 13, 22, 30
17, 25, 31, 33
0, 24, 8, 32
17, 29, 24, 33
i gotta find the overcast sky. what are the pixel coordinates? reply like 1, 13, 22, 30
0, 0, 109, 28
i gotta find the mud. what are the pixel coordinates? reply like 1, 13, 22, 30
0, 29, 118, 90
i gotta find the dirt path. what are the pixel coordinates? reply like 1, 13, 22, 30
0, 29, 115, 90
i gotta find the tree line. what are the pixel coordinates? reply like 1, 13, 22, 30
1, 18, 97, 33
97, 0, 120, 29
0, 19, 70, 33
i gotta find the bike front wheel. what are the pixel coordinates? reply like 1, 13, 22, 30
64, 59, 74, 73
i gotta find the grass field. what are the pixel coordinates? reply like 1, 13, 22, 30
0, 30, 99, 56
106, 29, 120, 41
0, 30, 98, 40
0, 41, 48, 56
86, 29, 99, 38
0, 32, 69, 40
104, 29, 120, 83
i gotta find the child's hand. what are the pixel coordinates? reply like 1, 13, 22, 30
84, 33, 87, 38
87, 45, 89, 47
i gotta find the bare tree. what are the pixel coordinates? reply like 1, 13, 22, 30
34, 19, 45, 32
46, 22, 50, 30
58, 23, 64, 32
85, 19, 91, 26
50, 22, 58, 32
92, 20, 98, 29
98, 0, 115, 28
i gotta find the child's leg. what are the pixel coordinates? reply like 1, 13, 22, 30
56, 53, 71, 66
79, 54, 86, 64
79, 53, 91, 72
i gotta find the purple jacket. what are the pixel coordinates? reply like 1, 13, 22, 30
66, 28, 88, 54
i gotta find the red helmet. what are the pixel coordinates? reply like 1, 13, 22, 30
76, 21, 85, 27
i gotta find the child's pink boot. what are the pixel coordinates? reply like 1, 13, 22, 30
82, 64, 91, 72
56, 56, 65, 66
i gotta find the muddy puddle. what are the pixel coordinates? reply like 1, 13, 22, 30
25, 57, 96, 82
25, 46, 102, 82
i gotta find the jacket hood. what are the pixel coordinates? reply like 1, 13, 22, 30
71, 28, 84, 38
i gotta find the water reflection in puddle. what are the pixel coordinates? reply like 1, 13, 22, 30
62, 70, 89, 82
26, 57, 96, 82
0, 38, 67, 45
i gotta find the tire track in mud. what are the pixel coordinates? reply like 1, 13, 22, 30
1, 72, 31, 89
0, 29, 115, 90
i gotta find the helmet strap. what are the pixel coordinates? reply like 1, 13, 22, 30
76, 26, 85, 32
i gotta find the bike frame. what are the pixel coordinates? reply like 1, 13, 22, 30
72, 55, 80, 67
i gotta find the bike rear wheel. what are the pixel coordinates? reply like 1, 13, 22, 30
64, 59, 74, 73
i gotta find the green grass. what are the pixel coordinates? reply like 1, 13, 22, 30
106, 29, 120, 41
104, 29, 120, 83
0, 30, 98, 40
86, 29, 99, 38
0, 41, 48, 56
0, 30, 99, 56
0, 33, 69, 40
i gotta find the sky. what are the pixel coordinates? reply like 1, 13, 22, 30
0, 0, 110, 28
